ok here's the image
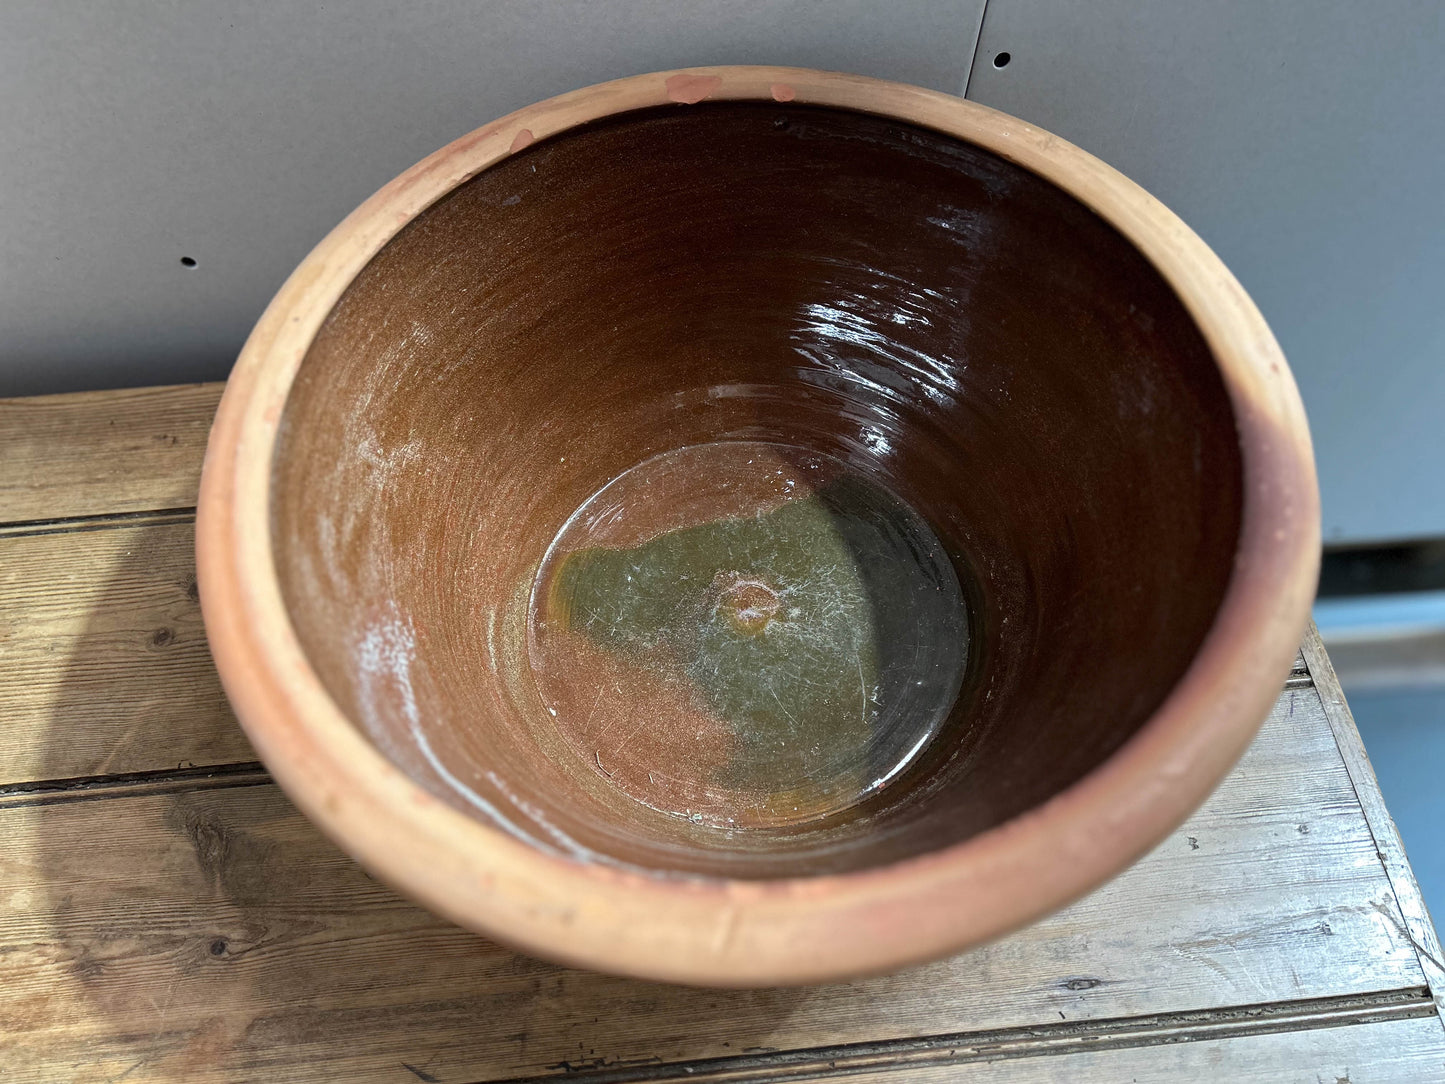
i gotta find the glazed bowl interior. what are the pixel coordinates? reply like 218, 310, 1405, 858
272, 101, 1243, 879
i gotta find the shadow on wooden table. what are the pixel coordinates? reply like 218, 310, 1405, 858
26, 524, 833, 1082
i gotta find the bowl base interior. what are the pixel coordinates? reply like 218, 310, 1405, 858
528, 440, 969, 830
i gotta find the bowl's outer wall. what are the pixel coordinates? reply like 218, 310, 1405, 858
196, 67, 1319, 985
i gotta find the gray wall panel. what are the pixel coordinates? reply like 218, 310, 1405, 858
965, 0, 1445, 544
0, 1, 984, 396
6, 1, 1438, 544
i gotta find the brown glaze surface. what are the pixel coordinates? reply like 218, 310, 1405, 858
272, 103, 1243, 878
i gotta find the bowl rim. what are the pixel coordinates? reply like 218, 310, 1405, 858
196, 65, 1320, 986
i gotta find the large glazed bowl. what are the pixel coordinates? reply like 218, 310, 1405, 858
197, 67, 1319, 986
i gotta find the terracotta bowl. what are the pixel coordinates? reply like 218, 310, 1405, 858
197, 67, 1319, 986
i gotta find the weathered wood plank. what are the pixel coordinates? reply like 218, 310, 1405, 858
0, 383, 222, 524
0, 517, 252, 783
845, 1014, 1445, 1083
1305, 623, 1445, 1024
0, 686, 1425, 1083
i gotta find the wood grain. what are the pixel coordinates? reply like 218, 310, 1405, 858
0, 686, 1426, 1083
0, 383, 222, 524
0, 515, 252, 784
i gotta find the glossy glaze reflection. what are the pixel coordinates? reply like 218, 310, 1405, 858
272, 102, 1244, 878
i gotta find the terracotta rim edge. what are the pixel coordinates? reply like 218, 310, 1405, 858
196, 66, 1321, 987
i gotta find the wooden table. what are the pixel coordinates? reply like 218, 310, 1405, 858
2, 384, 1443, 1083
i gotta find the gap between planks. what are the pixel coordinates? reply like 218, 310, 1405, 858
482, 988, 1436, 1084
0, 761, 270, 810
0, 506, 197, 539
